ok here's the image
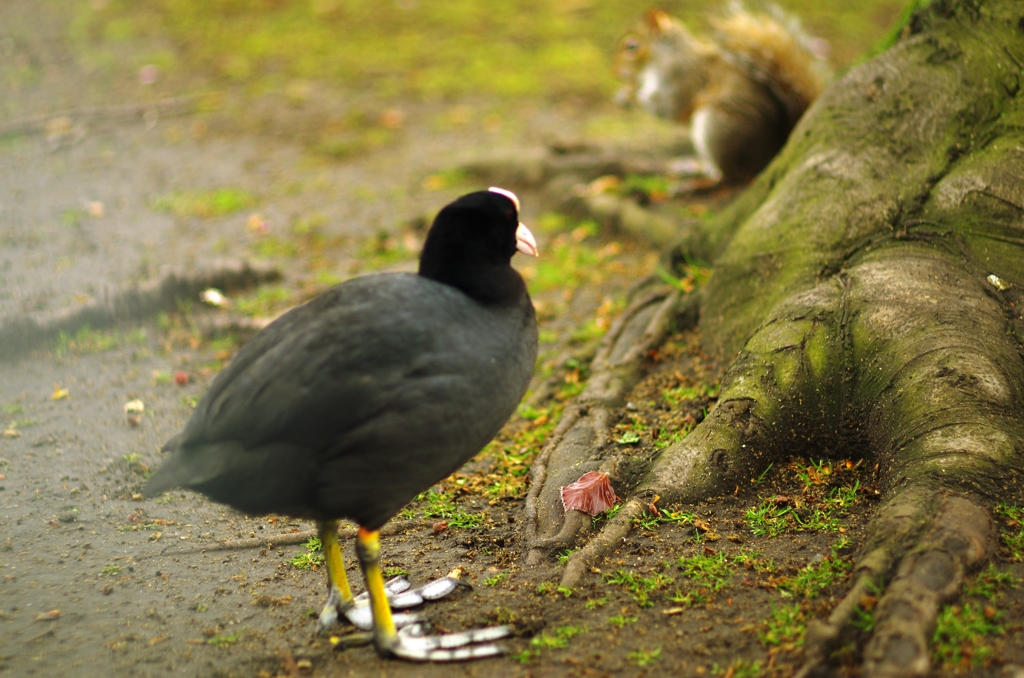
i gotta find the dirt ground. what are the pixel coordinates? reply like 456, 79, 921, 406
4, 3, 1024, 677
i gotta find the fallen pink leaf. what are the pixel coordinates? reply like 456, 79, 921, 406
560, 471, 617, 515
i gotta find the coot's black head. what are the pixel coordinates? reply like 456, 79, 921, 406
418, 188, 538, 304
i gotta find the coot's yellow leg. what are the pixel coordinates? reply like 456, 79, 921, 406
316, 520, 354, 631
355, 527, 398, 655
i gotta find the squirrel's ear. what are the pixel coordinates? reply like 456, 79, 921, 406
644, 8, 673, 33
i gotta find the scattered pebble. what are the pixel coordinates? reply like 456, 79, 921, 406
138, 64, 159, 85
379, 108, 404, 129
246, 214, 270, 234
988, 273, 1011, 291
200, 288, 232, 308
124, 400, 145, 427
174, 371, 190, 386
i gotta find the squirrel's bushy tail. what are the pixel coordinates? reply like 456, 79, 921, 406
713, 3, 831, 126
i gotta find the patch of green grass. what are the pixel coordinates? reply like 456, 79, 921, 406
101, 564, 123, 576
519, 218, 621, 297
3, 403, 25, 415
932, 603, 1003, 670
746, 500, 792, 537
207, 632, 240, 647
585, 596, 607, 609
713, 659, 765, 678
318, 127, 397, 159
759, 602, 807, 649
569, 318, 608, 344
290, 536, 324, 570
604, 569, 673, 607
117, 520, 158, 533
666, 588, 710, 607
791, 458, 833, 488
753, 462, 774, 485
994, 503, 1024, 561
616, 431, 641, 445
825, 482, 859, 510
55, 325, 147, 358
591, 502, 623, 529
780, 555, 851, 599
793, 508, 842, 532
851, 601, 876, 632
732, 549, 778, 574
399, 487, 485, 528
653, 426, 690, 449
513, 625, 587, 663
677, 550, 735, 592
152, 188, 254, 218
382, 567, 408, 578
620, 173, 671, 199
607, 614, 637, 628
421, 167, 472, 192
252, 236, 300, 259
964, 563, 1016, 601
655, 253, 712, 293
235, 285, 294, 318
356, 230, 420, 270
483, 572, 508, 587
662, 383, 720, 408
627, 646, 661, 667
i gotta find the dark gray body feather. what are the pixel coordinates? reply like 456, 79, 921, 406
145, 272, 537, 530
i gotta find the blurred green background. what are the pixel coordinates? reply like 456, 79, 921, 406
14, 0, 907, 108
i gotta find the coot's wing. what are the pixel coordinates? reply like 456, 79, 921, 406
177, 274, 492, 452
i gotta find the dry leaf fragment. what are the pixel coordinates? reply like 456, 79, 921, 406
34, 609, 60, 621
51, 384, 69, 401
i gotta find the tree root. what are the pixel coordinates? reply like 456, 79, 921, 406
799, 492, 993, 677
524, 283, 691, 566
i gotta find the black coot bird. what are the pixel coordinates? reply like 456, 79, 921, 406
145, 188, 538, 661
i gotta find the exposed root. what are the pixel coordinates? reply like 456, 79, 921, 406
798, 487, 935, 677
560, 498, 647, 588
863, 495, 993, 677
525, 286, 687, 565
796, 490, 995, 678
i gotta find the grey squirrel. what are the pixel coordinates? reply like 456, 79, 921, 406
616, 5, 831, 186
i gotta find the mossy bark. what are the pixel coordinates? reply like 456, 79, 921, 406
528, 2, 1024, 676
